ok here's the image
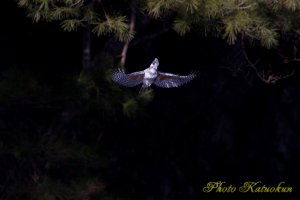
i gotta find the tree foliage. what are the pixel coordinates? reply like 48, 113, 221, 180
147, 0, 300, 49
17, 0, 300, 51
17, 0, 133, 42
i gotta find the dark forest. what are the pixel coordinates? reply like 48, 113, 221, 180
1, 0, 300, 200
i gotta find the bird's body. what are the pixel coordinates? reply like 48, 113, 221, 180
112, 58, 197, 92
140, 58, 159, 92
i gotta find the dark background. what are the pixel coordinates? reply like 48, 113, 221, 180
1, 1, 300, 200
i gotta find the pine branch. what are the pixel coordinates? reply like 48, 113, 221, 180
173, 19, 191, 36
147, 0, 179, 17
259, 26, 278, 48
182, 0, 200, 13
61, 19, 83, 31
50, 7, 80, 20
92, 15, 133, 42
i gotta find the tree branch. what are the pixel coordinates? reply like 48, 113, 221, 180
241, 41, 294, 84
120, 0, 136, 67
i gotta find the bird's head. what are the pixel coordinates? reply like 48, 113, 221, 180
150, 58, 159, 70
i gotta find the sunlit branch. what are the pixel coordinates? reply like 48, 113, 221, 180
120, 0, 136, 67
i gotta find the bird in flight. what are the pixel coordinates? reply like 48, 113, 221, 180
112, 58, 197, 93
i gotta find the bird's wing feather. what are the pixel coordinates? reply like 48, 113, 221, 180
153, 71, 197, 88
112, 69, 144, 87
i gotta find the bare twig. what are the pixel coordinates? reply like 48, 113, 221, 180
241, 41, 295, 84
263, 72, 295, 84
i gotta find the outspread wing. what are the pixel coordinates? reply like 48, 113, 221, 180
153, 71, 197, 88
112, 69, 144, 87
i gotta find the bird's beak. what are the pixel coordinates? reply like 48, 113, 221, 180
150, 58, 159, 69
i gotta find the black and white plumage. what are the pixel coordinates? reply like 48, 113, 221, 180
112, 58, 197, 92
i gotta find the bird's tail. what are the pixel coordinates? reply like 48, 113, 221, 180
139, 84, 148, 93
